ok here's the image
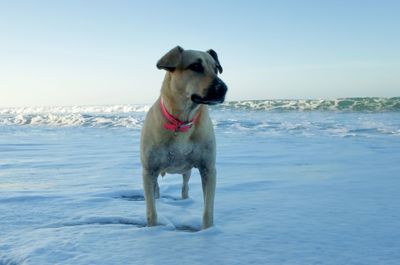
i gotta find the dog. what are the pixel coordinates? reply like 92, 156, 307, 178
140, 46, 228, 229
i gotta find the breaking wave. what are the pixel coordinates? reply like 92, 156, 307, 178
0, 98, 399, 128
0, 105, 147, 128
0, 113, 143, 128
0, 104, 150, 115
220, 97, 400, 112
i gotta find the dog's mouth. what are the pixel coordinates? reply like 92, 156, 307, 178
191, 78, 228, 105
191, 94, 225, 105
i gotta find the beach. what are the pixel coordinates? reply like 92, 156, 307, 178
1, 98, 400, 265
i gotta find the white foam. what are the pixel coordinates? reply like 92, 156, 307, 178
221, 97, 400, 111
1, 101, 399, 137
0, 104, 150, 115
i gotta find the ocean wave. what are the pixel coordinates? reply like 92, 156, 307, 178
0, 104, 150, 115
214, 118, 400, 137
219, 97, 400, 112
1, 98, 398, 117
0, 113, 143, 128
0, 98, 399, 135
0, 112, 398, 137
0, 105, 148, 128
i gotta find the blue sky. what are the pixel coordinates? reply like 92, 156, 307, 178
0, 0, 399, 107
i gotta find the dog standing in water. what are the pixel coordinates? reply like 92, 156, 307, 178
140, 46, 228, 229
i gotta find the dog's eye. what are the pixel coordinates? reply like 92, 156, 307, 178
188, 63, 204, 73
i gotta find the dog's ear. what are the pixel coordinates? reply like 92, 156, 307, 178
207, 49, 223, 74
157, 46, 184, 72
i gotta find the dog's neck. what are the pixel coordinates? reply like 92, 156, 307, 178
160, 73, 202, 122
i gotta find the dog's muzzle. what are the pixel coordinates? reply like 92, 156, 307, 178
191, 78, 228, 105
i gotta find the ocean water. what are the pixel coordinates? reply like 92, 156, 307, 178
1, 98, 400, 265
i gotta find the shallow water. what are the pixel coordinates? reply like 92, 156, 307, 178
1, 101, 399, 264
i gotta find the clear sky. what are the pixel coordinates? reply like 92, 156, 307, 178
1, 0, 399, 107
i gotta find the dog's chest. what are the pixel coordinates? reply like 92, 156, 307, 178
161, 141, 197, 174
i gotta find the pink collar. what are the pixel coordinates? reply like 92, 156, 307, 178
160, 98, 200, 132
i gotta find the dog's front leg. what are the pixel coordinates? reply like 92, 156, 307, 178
142, 169, 158, 226
200, 166, 216, 229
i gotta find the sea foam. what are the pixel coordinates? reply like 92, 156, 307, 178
220, 97, 400, 111
0, 98, 399, 135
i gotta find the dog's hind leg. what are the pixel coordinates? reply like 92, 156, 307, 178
154, 177, 160, 199
182, 170, 191, 199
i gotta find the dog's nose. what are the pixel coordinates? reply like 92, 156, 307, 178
215, 79, 228, 96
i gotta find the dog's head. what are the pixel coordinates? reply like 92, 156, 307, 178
157, 46, 228, 105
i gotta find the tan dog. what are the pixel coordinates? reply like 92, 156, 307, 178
140, 46, 227, 229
